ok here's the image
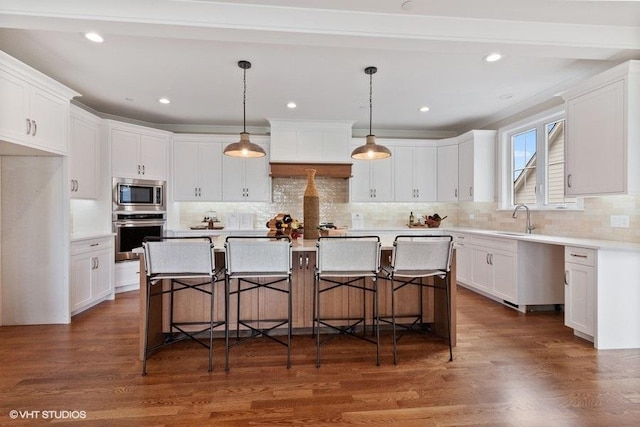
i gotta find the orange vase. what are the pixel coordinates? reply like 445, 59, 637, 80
303, 169, 320, 239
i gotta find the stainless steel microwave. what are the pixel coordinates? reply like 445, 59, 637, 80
113, 177, 165, 212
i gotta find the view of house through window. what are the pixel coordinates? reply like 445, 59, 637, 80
512, 128, 537, 204
509, 114, 576, 207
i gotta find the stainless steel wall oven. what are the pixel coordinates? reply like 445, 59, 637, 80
112, 177, 166, 262
113, 212, 165, 262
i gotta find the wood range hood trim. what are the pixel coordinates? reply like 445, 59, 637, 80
269, 162, 352, 179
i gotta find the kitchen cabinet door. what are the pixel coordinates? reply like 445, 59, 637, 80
69, 108, 100, 199
565, 79, 625, 195
491, 249, 517, 303
139, 134, 168, 181
0, 68, 30, 144
563, 61, 640, 196
222, 141, 270, 201
71, 254, 93, 313
457, 130, 496, 202
110, 123, 169, 181
564, 247, 596, 337
394, 146, 437, 202
453, 234, 471, 284
29, 86, 70, 154
437, 142, 459, 202
173, 140, 223, 201
350, 143, 394, 202
0, 54, 75, 155
70, 236, 114, 316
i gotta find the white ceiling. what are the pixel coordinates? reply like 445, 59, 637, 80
1, 0, 639, 136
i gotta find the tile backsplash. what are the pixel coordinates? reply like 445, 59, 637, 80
175, 182, 640, 243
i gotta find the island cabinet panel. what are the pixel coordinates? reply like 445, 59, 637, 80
140, 248, 457, 360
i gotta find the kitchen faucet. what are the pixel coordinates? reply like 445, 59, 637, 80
512, 204, 535, 234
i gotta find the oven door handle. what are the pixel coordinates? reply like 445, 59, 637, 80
114, 221, 166, 227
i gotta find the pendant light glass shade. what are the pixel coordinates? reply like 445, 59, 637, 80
351, 66, 391, 160
224, 60, 266, 158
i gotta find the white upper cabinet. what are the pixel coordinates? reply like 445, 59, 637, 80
109, 121, 171, 181
394, 144, 437, 202
350, 139, 394, 202
268, 119, 353, 162
437, 140, 459, 202
69, 106, 101, 199
173, 135, 223, 201
563, 60, 639, 196
222, 137, 270, 201
0, 51, 78, 155
457, 130, 496, 202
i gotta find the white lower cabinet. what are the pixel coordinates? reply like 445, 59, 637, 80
456, 233, 564, 312
70, 236, 114, 316
470, 236, 517, 303
452, 234, 471, 284
564, 246, 596, 339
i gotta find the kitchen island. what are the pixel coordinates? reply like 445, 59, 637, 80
138, 234, 457, 361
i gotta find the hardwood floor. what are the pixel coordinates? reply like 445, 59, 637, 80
1, 287, 639, 426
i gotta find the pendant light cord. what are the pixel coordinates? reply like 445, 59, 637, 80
369, 71, 373, 136
243, 66, 247, 134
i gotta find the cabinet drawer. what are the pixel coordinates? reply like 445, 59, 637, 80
71, 236, 114, 255
565, 246, 596, 267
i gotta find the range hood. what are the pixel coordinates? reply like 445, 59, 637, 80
269, 162, 352, 179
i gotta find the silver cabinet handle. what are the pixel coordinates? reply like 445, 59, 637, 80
469, 186, 473, 197
138, 164, 141, 174
31, 120, 37, 136
486, 253, 490, 265
299, 254, 303, 268
454, 188, 458, 198
564, 270, 569, 285
306, 254, 310, 269
26, 118, 31, 135
567, 173, 572, 188
142, 164, 145, 175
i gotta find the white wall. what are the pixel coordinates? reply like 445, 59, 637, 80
1, 156, 70, 324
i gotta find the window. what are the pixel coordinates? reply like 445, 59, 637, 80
499, 108, 579, 209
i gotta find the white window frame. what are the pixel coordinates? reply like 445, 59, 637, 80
498, 106, 583, 211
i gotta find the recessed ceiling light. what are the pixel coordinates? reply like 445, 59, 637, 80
419, 106, 430, 112
484, 53, 502, 63
84, 32, 104, 43
158, 97, 171, 104
286, 102, 297, 109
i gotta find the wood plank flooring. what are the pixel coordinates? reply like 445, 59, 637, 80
1, 287, 639, 426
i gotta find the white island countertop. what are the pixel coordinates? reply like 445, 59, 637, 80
169, 227, 640, 253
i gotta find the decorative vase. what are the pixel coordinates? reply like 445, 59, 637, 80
303, 169, 320, 240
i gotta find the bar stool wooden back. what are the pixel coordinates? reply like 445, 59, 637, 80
383, 234, 454, 364
224, 235, 293, 369
141, 236, 223, 375
314, 235, 381, 367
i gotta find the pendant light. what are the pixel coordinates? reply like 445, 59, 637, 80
351, 66, 391, 160
223, 60, 266, 158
